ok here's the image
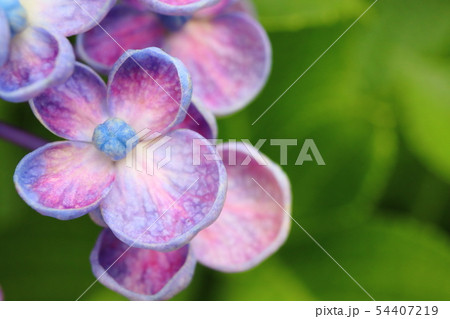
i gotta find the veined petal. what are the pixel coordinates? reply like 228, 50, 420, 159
135, 0, 219, 16
0, 9, 10, 66
77, 5, 164, 74
0, 27, 74, 103
30, 63, 108, 142
192, 142, 291, 272
20, 0, 116, 37
107, 48, 191, 136
174, 103, 217, 139
14, 141, 115, 220
165, 12, 271, 115
91, 229, 196, 301
101, 129, 227, 251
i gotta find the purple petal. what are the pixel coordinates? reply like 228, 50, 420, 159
173, 103, 218, 139
107, 48, 192, 135
20, 0, 115, 37
194, 0, 234, 17
165, 13, 271, 115
0, 286, 3, 301
91, 229, 196, 300
30, 63, 108, 142
101, 129, 227, 251
0, 26, 74, 103
0, 9, 10, 66
134, 0, 219, 16
14, 141, 116, 220
89, 208, 108, 227
225, 0, 256, 16
192, 142, 291, 272
77, 5, 164, 74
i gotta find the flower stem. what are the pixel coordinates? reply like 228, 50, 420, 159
0, 121, 47, 151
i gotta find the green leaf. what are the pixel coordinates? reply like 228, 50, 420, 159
254, 0, 366, 31
208, 257, 315, 300
394, 51, 450, 183
290, 217, 450, 300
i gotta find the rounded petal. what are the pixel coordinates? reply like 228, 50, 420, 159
30, 63, 108, 142
89, 208, 108, 227
76, 5, 165, 74
14, 141, 116, 220
225, 0, 256, 16
165, 12, 271, 115
107, 48, 191, 135
0, 8, 11, 66
134, 0, 219, 16
194, 0, 234, 17
91, 229, 196, 300
174, 103, 218, 139
101, 129, 227, 251
20, 0, 116, 37
192, 142, 291, 272
0, 26, 74, 103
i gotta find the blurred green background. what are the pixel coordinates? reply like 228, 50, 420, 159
0, 0, 449, 300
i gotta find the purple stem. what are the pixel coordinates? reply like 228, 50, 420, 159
0, 121, 47, 151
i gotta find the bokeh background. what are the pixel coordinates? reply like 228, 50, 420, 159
0, 0, 449, 300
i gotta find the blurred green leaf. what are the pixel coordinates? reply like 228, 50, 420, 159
208, 257, 315, 300
345, 0, 450, 183
254, 0, 366, 31
291, 217, 450, 300
0, 212, 101, 300
394, 52, 450, 183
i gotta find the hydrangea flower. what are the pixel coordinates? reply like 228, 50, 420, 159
90, 142, 291, 300
0, 0, 115, 102
14, 48, 227, 252
77, 0, 271, 115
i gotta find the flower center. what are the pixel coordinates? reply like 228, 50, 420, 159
157, 14, 191, 32
92, 118, 138, 161
0, 0, 27, 34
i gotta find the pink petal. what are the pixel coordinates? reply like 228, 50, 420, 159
101, 129, 227, 251
165, 12, 271, 115
30, 63, 108, 142
20, 0, 115, 37
173, 103, 218, 139
0, 26, 74, 102
91, 229, 196, 300
192, 142, 291, 272
107, 48, 192, 135
14, 141, 116, 220
77, 5, 164, 73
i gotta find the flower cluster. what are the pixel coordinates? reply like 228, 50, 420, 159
0, 0, 114, 102
4, 0, 291, 300
77, 0, 271, 115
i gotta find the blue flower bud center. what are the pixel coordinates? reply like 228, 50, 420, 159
158, 14, 191, 32
0, 0, 27, 35
92, 118, 138, 161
